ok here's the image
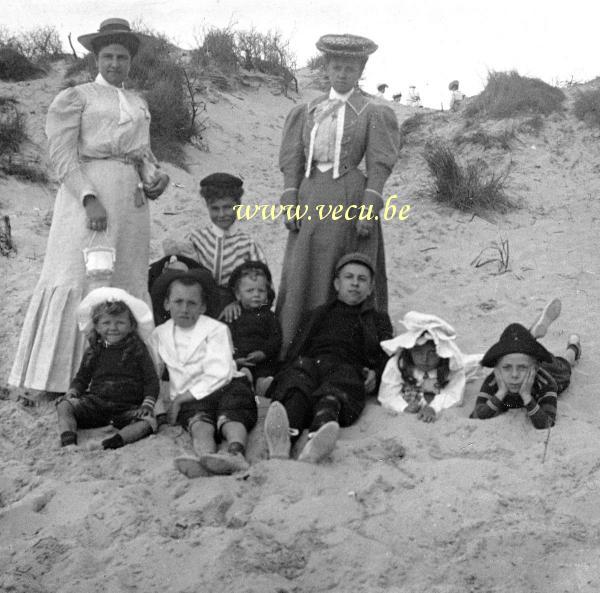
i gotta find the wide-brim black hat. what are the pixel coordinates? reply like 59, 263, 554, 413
150, 268, 220, 323
481, 323, 553, 367
316, 34, 378, 58
78, 18, 152, 53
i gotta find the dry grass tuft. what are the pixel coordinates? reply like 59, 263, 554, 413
423, 143, 514, 215
465, 71, 565, 120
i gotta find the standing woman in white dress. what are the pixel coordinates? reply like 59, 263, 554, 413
9, 19, 169, 397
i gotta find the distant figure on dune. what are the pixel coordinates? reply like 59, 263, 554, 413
449, 80, 465, 112
407, 85, 422, 108
392, 92, 402, 103
9, 18, 169, 399
277, 33, 399, 357
376, 83, 388, 99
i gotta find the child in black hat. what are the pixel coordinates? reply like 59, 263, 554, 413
162, 173, 268, 315
470, 299, 580, 429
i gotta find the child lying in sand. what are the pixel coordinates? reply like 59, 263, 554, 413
470, 298, 581, 429
378, 312, 481, 422
56, 288, 159, 449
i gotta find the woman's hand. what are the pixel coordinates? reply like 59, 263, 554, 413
363, 367, 377, 394
84, 195, 107, 231
144, 172, 170, 200
356, 218, 373, 238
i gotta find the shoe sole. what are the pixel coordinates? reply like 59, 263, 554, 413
264, 402, 291, 459
199, 453, 249, 475
174, 455, 210, 478
530, 298, 561, 339
298, 422, 339, 464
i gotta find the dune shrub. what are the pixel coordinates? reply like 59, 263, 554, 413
0, 97, 47, 182
0, 47, 45, 81
423, 143, 513, 214
306, 54, 326, 71
0, 97, 26, 154
128, 30, 194, 167
465, 71, 565, 119
202, 27, 238, 73
16, 26, 64, 64
64, 53, 96, 79
572, 90, 600, 127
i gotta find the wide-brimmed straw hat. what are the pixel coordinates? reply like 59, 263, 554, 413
77, 18, 151, 55
448, 80, 460, 91
316, 34, 378, 58
77, 287, 155, 341
481, 323, 553, 367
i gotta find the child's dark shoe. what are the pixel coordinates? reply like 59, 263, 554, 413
102, 434, 125, 450
174, 455, 211, 478
530, 298, 561, 339
60, 431, 77, 447
264, 401, 291, 459
297, 421, 339, 464
199, 452, 249, 475
567, 334, 581, 362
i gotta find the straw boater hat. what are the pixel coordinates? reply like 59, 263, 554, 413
77, 287, 155, 341
77, 18, 151, 56
480, 323, 553, 367
316, 34, 378, 57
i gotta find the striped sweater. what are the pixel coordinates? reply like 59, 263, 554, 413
177, 223, 267, 287
470, 367, 558, 429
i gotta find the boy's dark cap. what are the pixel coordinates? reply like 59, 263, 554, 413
200, 173, 243, 191
481, 323, 553, 367
335, 252, 375, 276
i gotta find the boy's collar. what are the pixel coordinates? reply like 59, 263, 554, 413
210, 221, 236, 237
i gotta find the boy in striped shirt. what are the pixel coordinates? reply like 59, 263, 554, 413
470, 299, 580, 429
163, 173, 267, 313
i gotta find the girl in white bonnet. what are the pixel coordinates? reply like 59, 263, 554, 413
377, 312, 481, 422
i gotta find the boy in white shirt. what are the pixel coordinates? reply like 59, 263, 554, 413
149, 271, 257, 477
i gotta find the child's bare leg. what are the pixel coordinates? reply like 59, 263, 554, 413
199, 421, 250, 475
189, 419, 217, 457
529, 298, 561, 339
221, 421, 248, 451
56, 400, 78, 446
174, 419, 216, 479
102, 420, 153, 450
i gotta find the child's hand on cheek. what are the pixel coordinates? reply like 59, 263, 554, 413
519, 367, 536, 404
418, 405, 436, 423
493, 368, 508, 400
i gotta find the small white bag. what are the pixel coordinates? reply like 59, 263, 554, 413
83, 231, 115, 289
